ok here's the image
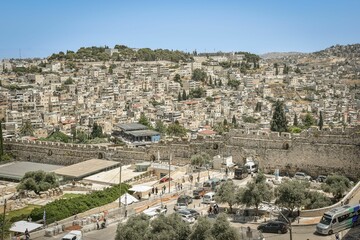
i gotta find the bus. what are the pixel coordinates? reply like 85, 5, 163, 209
234, 166, 248, 179
316, 203, 360, 235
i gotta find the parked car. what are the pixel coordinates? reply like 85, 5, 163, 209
177, 209, 200, 220
177, 195, 193, 204
159, 177, 173, 183
179, 213, 195, 224
294, 172, 311, 181
186, 209, 200, 219
257, 221, 288, 234
192, 188, 206, 199
62, 230, 82, 240
174, 202, 188, 211
316, 175, 327, 183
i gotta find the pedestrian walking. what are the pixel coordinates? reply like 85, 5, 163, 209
335, 232, 340, 240
180, 183, 183, 190
96, 219, 100, 230
24, 228, 30, 240
155, 187, 158, 195
152, 187, 155, 194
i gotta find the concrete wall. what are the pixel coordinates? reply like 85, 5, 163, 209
3, 126, 360, 180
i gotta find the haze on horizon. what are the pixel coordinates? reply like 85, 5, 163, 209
1, 0, 359, 59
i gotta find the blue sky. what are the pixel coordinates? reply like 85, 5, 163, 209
1, 0, 359, 59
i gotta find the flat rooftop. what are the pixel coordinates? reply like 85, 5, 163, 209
54, 159, 120, 179
0, 161, 62, 181
117, 123, 148, 131
83, 164, 144, 185
124, 130, 160, 137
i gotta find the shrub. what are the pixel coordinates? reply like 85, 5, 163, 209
30, 184, 129, 224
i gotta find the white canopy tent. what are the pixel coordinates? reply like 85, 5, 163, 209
116, 193, 139, 205
10, 220, 42, 233
128, 185, 152, 192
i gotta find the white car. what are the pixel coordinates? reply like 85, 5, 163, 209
143, 206, 167, 219
62, 230, 82, 240
180, 214, 195, 224
174, 202, 188, 211
294, 172, 311, 181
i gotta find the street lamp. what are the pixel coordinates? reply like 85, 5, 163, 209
278, 210, 293, 240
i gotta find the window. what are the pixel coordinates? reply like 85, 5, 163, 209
332, 218, 337, 224
338, 213, 350, 223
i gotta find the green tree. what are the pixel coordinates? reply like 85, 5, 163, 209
178, 92, 182, 101
303, 113, 315, 129
242, 116, 257, 123
0, 214, 12, 238
270, 100, 288, 133
288, 126, 302, 133
17, 171, 59, 194
255, 102, 262, 112
147, 213, 191, 240
115, 214, 150, 240
283, 64, 289, 74
182, 89, 187, 100
232, 115, 237, 127
90, 122, 103, 139
192, 69, 207, 82
211, 213, 240, 240
215, 180, 238, 213
174, 73, 181, 83
189, 88, 205, 98
294, 66, 301, 74
191, 152, 211, 167
189, 217, 214, 240
238, 173, 273, 215
275, 180, 309, 216
318, 111, 324, 130
293, 113, 298, 126
0, 120, 3, 157
223, 119, 228, 126
305, 191, 332, 209
64, 77, 74, 85
138, 113, 152, 128
321, 174, 351, 200
20, 120, 34, 136
274, 63, 279, 75
155, 120, 167, 136
166, 122, 187, 137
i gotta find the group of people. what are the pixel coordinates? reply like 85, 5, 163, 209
96, 217, 107, 230
208, 204, 219, 215
176, 182, 183, 191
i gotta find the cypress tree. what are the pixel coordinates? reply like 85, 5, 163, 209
0, 120, 3, 157
182, 90, 187, 100
293, 113, 298, 127
270, 100, 288, 133
178, 92, 182, 101
232, 115, 237, 126
318, 111, 324, 130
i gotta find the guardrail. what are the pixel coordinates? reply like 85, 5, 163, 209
300, 180, 360, 217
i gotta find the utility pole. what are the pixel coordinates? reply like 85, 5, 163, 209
168, 153, 171, 193
2, 199, 6, 240
278, 210, 293, 240
119, 164, 122, 208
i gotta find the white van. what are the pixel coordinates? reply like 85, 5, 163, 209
203, 192, 215, 204
244, 161, 258, 174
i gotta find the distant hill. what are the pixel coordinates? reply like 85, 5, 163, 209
48, 45, 193, 63
260, 52, 304, 59
312, 44, 360, 58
